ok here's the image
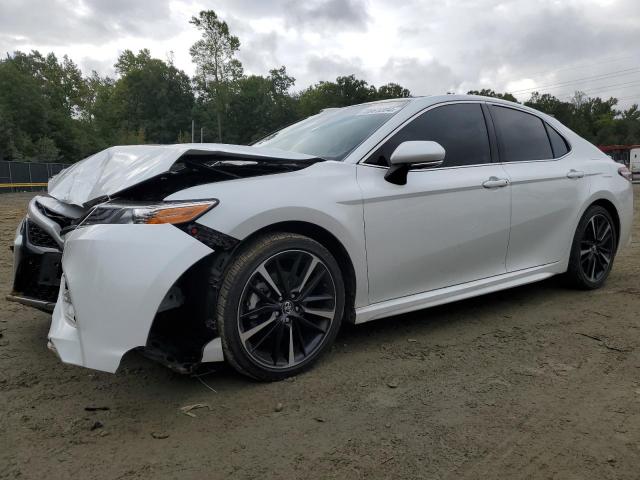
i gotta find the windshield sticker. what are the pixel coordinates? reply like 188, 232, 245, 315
356, 102, 406, 115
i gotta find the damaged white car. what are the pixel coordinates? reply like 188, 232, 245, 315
8, 95, 634, 381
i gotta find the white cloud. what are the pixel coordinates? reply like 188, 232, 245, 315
0, 0, 638, 107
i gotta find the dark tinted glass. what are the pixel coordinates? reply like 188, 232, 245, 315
491, 106, 552, 162
545, 124, 570, 157
367, 103, 491, 167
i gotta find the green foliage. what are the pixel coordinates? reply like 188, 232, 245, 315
467, 89, 518, 102
32, 137, 61, 162
190, 10, 243, 141
465, 89, 640, 145
296, 75, 411, 118
108, 49, 194, 144
225, 68, 299, 143
297, 75, 374, 117
525, 92, 637, 145
0, 10, 638, 163
376, 83, 411, 100
0, 51, 78, 161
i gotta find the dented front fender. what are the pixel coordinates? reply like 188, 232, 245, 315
48, 224, 212, 372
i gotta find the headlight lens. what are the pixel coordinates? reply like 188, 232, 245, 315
80, 200, 218, 227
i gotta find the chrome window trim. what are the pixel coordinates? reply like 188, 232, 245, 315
357, 99, 574, 171
358, 100, 495, 170
486, 102, 573, 162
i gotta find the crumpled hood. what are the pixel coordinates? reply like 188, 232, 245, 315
48, 143, 317, 206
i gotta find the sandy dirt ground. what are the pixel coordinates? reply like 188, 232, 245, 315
1, 188, 639, 480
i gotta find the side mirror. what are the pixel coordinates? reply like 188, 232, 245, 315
385, 141, 446, 185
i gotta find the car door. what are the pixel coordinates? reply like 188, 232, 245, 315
488, 104, 591, 272
357, 102, 512, 304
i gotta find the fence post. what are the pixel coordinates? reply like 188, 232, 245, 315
44, 163, 51, 192
7, 161, 13, 193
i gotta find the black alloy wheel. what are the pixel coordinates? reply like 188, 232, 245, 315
579, 213, 615, 284
216, 232, 345, 381
237, 249, 337, 369
567, 205, 617, 289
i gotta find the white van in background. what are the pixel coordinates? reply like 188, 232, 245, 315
631, 147, 640, 182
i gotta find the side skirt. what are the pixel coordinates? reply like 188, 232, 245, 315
354, 262, 563, 324
6, 294, 55, 313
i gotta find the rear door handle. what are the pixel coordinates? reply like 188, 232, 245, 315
482, 177, 509, 189
567, 169, 585, 179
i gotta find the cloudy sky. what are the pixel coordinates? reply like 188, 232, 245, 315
1, 0, 639, 107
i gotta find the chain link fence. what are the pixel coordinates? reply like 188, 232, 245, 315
0, 160, 68, 193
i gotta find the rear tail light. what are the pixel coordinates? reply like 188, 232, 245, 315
618, 166, 632, 182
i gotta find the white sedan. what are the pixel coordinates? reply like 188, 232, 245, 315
8, 95, 634, 381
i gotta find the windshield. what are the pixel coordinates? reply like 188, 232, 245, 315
254, 100, 409, 161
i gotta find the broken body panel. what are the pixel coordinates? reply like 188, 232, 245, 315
48, 143, 319, 206
10, 143, 334, 372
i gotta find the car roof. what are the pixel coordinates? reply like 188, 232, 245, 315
363, 94, 519, 108
400, 94, 566, 128
347, 94, 548, 117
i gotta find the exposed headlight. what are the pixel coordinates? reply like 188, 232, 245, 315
80, 200, 218, 227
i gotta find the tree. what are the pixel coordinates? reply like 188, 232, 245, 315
190, 10, 243, 141
297, 75, 413, 118
266, 66, 298, 133
0, 53, 53, 160
467, 89, 517, 102
376, 83, 411, 99
269, 66, 295, 96
617, 105, 640, 144
223, 67, 298, 144
297, 75, 375, 117
1, 43, 639, 162
525, 92, 574, 126
32, 137, 60, 162
107, 49, 194, 144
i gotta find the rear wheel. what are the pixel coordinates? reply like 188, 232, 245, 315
216, 232, 345, 381
566, 205, 617, 289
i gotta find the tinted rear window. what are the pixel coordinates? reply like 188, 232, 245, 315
491, 106, 552, 162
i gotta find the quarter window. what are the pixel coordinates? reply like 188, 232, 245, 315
367, 103, 492, 167
545, 124, 570, 158
490, 106, 553, 162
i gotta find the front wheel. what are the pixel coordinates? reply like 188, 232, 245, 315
566, 205, 617, 290
216, 232, 345, 381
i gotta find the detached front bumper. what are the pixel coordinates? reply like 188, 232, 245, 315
9, 195, 80, 311
9, 218, 62, 311
47, 223, 215, 372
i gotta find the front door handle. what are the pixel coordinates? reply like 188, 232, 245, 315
567, 169, 585, 179
482, 177, 509, 189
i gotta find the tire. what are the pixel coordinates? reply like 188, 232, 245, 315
216, 232, 345, 381
566, 205, 617, 290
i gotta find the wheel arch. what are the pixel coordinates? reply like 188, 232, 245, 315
236, 221, 358, 323
586, 197, 621, 249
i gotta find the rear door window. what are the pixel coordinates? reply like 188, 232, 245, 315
490, 106, 553, 162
